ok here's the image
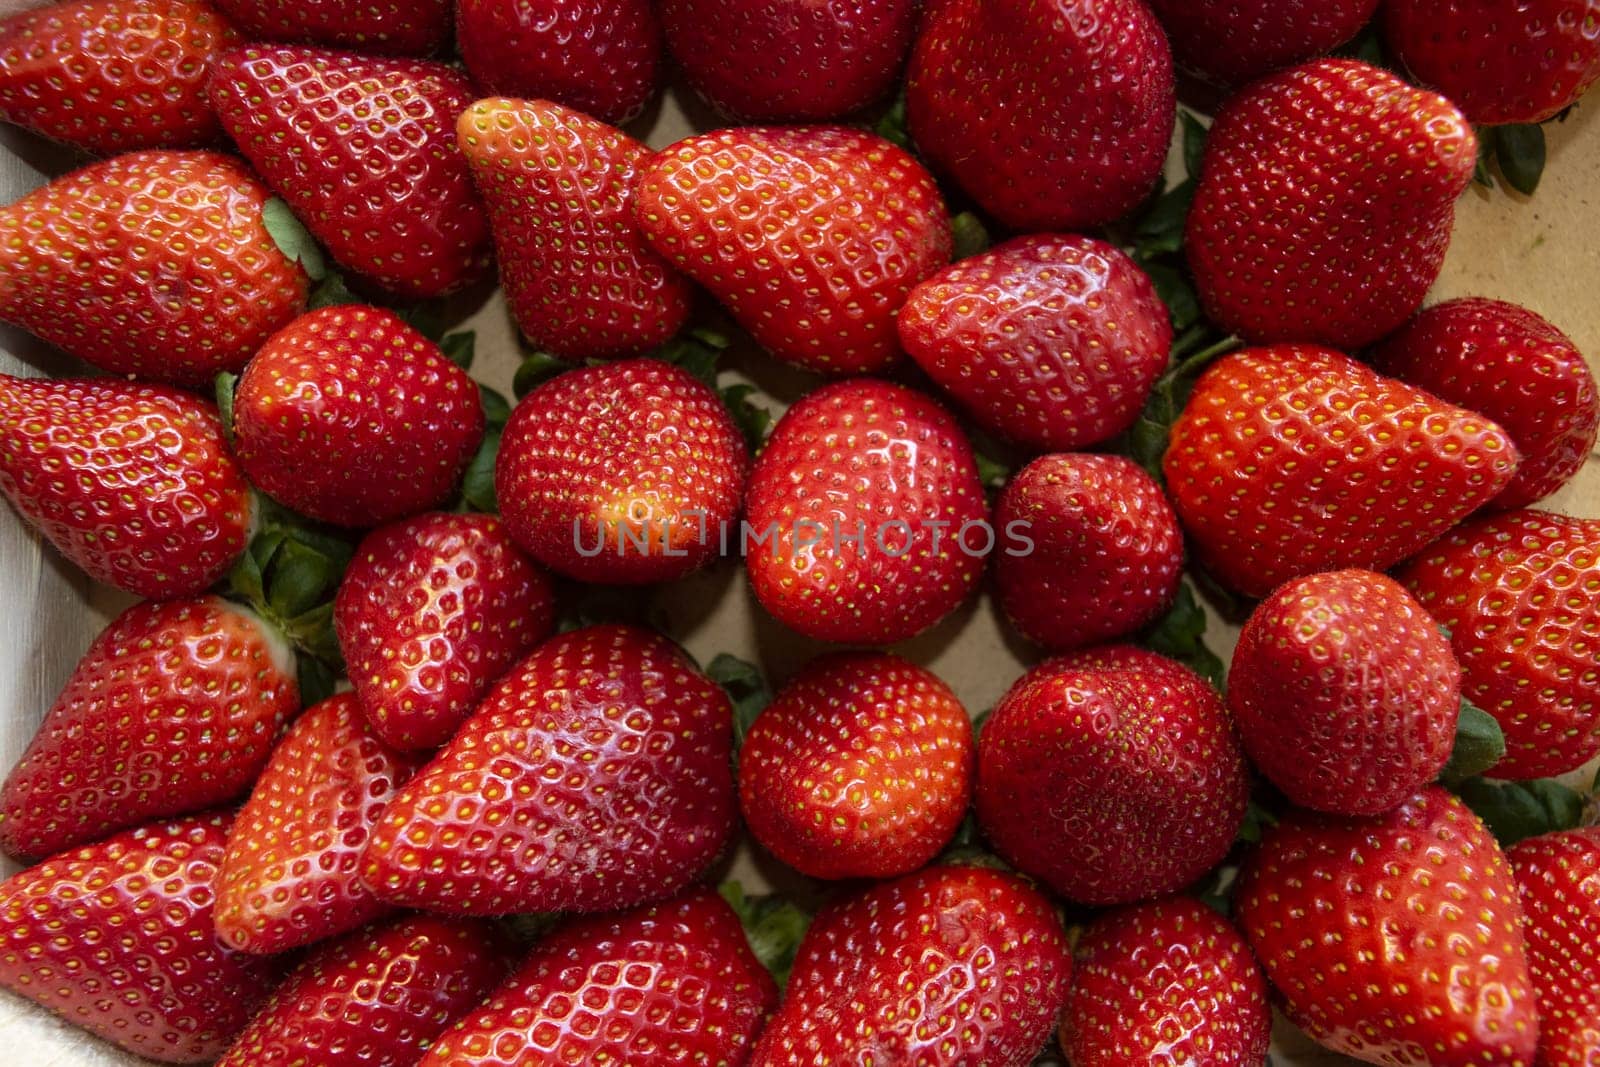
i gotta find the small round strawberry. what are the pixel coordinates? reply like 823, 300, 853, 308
212, 0, 451, 55
1508, 827, 1600, 1067
1147, 0, 1379, 86
993, 454, 1183, 652
233, 305, 484, 529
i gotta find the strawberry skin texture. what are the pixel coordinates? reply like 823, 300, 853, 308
1146, 0, 1379, 86
905, 0, 1175, 231
1399, 509, 1600, 779
738, 651, 973, 881
1508, 828, 1600, 1067
0, 812, 277, 1064
1237, 787, 1539, 1067
750, 865, 1071, 1066
335, 512, 557, 751
209, 45, 489, 300
0, 596, 299, 860
0, 375, 250, 600
211, 0, 451, 56
976, 645, 1249, 906
1164, 344, 1519, 598
0, 149, 307, 384
1186, 58, 1476, 349
898, 235, 1173, 453
634, 125, 951, 375
457, 98, 692, 361
362, 624, 736, 916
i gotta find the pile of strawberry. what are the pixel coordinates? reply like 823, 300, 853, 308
0, 0, 1597, 1065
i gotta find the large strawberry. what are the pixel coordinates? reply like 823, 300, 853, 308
634, 125, 950, 375
1236, 787, 1539, 1066
1146, 0, 1379, 86
905, 0, 1174, 231
1186, 58, 1477, 349
1164, 344, 1519, 598
209, 45, 489, 299
211, 0, 451, 55
1508, 827, 1600, 1067
0, 149, 307, 384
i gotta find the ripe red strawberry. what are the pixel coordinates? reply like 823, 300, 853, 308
232, 305, 484, 529
634, 125, 950, 375
0, 375, 250, 600
976, 645, 1249, 906
905, 0, 1174, 231
1399, 509, 1600, 779
456, 98, 692, 361
750, 865, 1071, 1066
1146, 0, 1379, 87
209, 45, 489, 300
0, 812, 277, 1064
1508, 827, 1600, 1067
1373, 297, 1599, 510
455, 0, 661, 125
0, 596, 299, 860
1236, 787, 1539, 1066
1165, 344, 1519, 598
743, 379, 986, 645
1060, 897, 1272, 1067
898, 235, 1173, 453
211, 0, 450, 56
1186, 58, 1477, 349
335, 512, 557, 751
495, 359, 748, 584
362, 624, 736, 916
738, 652, 973, 881
992, 454, 1183, 652
0, 149, 307, 385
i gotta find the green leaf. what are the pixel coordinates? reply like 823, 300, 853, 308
1132, 179, 1196, 258
1141, 261, 1201, 331
1473, 141, 1497, 188
296, 655, 335, 708
513, 351, 570, 398
226, 532, 266, 605
214, 372, 237, 444
261, 197, 327, 281
1236, 799, 1279, 844
949, 211, 991, 261
439, 330, 476, 371
460, 428, 501, 513
655, 326, 730, 387
285, 602, 343, 664
706, 653, 771, 747
1438, 700, 1506, 786
1122, 333, 1240, 482
974, 452, 1009, 491
1179, 110, 1208, 178
266, 538, 337, 621
719, 881, 811, 991
307, 271, 361, 309
397, 304, 450, 342
479, 385, 512, 431
497, 913, 561, 945
1347, 24, 1389, 68
1141, 581, 1226, 691
1455, 777, 1585, 847
874, 90, 910, 151
1493, 123, 1547, 195
719, 383, 773, 452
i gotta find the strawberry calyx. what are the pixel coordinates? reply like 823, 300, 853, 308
704, 653, 771, 754
1439, 699, 1507, 785
718, 880, 810, 991
1139, 579, 1227, 691
1454, 777, 1586, 847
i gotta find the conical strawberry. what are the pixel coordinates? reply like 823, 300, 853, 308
212, 0, 451, 56
1508, 827, 1600, 1067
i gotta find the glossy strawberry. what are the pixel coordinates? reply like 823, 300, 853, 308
212, 0, 450, 55
1164, 344, 1519, 598
1147, 0, 1379, 86
1186, 58, 1477, 349
335, 512, 557, 752
1508, 827, 1600, 1067
635, 125, 950, 375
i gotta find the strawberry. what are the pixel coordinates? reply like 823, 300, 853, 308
1060, 896, 1272, 1067
1373, 297, 1600, 510
1399, 509, 1600, 779
905, 0, 1175, 231
1186, 58, 1477, 349
232, 305, 485, 529
1508, 827, 1600, 1067
897, 234, 1174, 453
494, 359, 748, 584
634, 125, 950, 375
743, 379, 987, 645
456, 98, 692, 361
1164, 344, 1519, 598
992, 454, 1183, 652
0, 375, 250, 600
976, 645, 1249, 906
211, 0, 450, 56
1236, 787, 1539, 1066
738, 651, 973, 881
335, 512, 557, 751
362, 624, 736, 916
0, 0, 241, 154
0, 149, 307, 385
209, 45, 489, 300
0, 596, 299, 860
1146, 0, 1380, 87
0, 812, 277, 1064
750, 865, 1071, 1066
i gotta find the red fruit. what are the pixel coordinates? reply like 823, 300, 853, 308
634, 125, 950, 375
1164, 344, 1519, 598
750, 865, 1071, 1066
233, 305, 485, 529
1147, 0, 1379, 86
1236, 787, 1539, 1067
992, 454, 1183, 652
209, 45, 489, 299
1508, 828, 1600, 1067
0, 375, 250, 600
0, 596, 299, 860
976, 645, 1249, 906
1186, 58, 1477, 349
743, 379, 987, 645
211, 0, 450, 55
362, 625, 736, 916
906, 0, 1175, 231
335, 512, 557, 751
0, 149, 307, 385
456, 98, 692, 361
738, 652, 973, 880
